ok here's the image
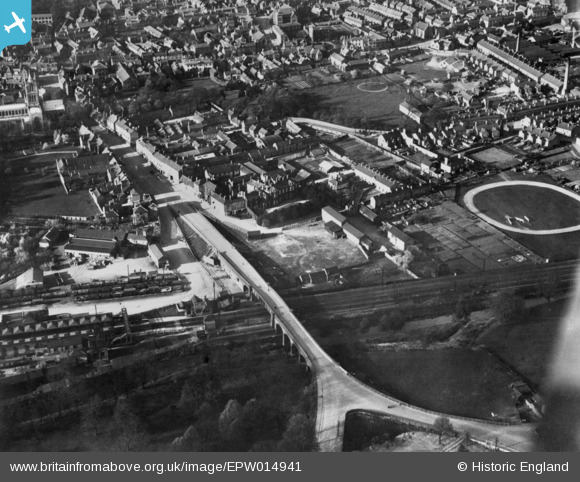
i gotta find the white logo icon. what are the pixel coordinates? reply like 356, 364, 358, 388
4, 12, 26, 34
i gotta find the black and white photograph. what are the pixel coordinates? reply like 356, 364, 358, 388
1, 0, 580, 465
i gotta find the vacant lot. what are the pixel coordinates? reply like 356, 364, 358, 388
1, 151, 98, 219
403, 59, 447, 82
327, 344, 518, 420
251, 224, 367, 277
309, 77, 407, 128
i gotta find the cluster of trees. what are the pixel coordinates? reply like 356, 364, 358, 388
393, 249, 415, 270
169, 343, 317, 452
490, 291, 525, 324
171, 397, 316, 452
0, 226, 48, 275
120, 83, 218, 124
222, 87, 320, 121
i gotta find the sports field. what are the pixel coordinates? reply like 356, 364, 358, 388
309, 77, 407, 128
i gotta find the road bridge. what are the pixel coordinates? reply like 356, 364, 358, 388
177, 207, 536, 452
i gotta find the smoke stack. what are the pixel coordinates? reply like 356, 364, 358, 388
564, 58, 571, 95
121, 307, 132, 342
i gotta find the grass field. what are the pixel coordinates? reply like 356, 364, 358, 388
309, 78, 408, 128
1, 151, 98, 219
478, 300, 566, 388
326, 344, 518, 420
471, 184, 580, 231
458, 173, 580, 261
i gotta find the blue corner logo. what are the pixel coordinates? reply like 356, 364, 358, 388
0, 0, 31, 54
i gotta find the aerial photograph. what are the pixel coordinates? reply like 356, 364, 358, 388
1, 0, 580, 454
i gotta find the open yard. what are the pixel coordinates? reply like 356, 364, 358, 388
470, 146, 520, 169
0, 150, 98, 220
250, 224, 367, 277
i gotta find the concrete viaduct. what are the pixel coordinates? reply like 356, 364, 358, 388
178, 208, 536, 452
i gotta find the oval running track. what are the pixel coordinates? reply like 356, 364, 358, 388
464, 181, 580, 235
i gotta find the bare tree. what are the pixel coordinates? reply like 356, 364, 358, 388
432, 416, 454, 444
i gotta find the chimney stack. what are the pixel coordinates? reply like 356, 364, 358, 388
563, 58, 571, 96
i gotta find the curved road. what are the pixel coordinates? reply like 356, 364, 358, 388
100, 131, 538, 451
177, 205, 536, 452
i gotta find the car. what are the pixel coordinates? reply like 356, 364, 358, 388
160, 287, 172, 293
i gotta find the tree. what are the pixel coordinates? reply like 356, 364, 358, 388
540, 277, 558, 302
453, 296, 471, 324
218, 399, 242, 444
432, 416, 454, 444
279, 414, 317, 452
170, 425, 202, 451
442, 82, 454, 93
81, 394, 104, 438
394, 249, 414, 270
110, 398, 145, 451
127, 101, 139, 116
491, 291, 524, 324
359, 317, 372, 333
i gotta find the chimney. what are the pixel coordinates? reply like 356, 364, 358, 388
516, 32, 520, 53
563, 58, 571, 96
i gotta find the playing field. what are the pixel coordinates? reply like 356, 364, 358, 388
309, 77, 407, 128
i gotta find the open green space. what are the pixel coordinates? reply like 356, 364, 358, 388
471, 184, 580, 231
325, 344, 518, 421
478, 299, 566, 388
466, 181, 580, 260
308, 78, 407, 128
0, 151, 98, 220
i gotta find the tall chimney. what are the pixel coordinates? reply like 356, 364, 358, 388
563, 58, 571, 95
516, 32, 521, 53
121, 307, 132, 342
